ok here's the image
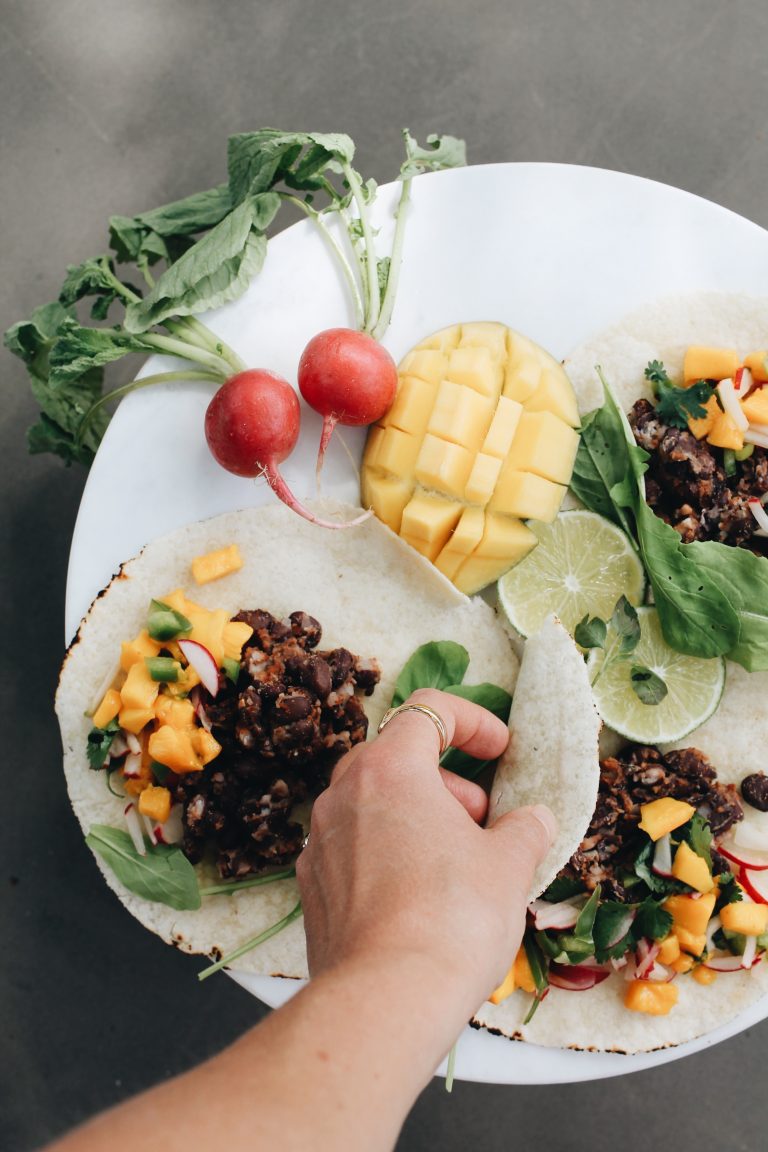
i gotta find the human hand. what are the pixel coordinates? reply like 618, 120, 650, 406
296, 688, 556, 1014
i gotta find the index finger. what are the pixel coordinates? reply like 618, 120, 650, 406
375, 686, 509, 764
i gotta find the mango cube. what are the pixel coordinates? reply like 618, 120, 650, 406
684, 346, 739, 384
671, 953, 695, 973
741, 385, 768, 425
657, 935, 681, 965
191, 544, 243, 585
663, 891, 717, 936
488, 946, 535, 1005
223, 620, 254, 662
416, 326, 460, 353
638, 797, 695, 841
672, 841, 714, 893
481, 396, 523, 458
433, 507, 486, 581
361, 473, 413, 532
427, 381, 494, 451
376, 426, 421, 477
453, 515, 537, 595
445, 346, 501, 399
92, 688, 122, 729
674, 926, 707, 957
524, 365, 580, 428
688, 394, 720, 440
743, 352, 768, 384
459, 321, 508, 361
720, 901, 768, 936
707, 411, 744, 451
415, 435, 475, 499
464, 454, 502, 505
387, 376, 439, 436
153, 695, 195, 728
692, 964, 717, 985
490, 468, 566, 522
117, 706, 155, 735
489, 964, 517, 1005
148, 726, 201, 774
400, 493, 463, 562
138, 784, 172, 824
190, 728, 222, 766
398, 349, 449, 385
624, 981, 679, 1015
120, 630, 161, 672
504, 411, 580, 485
120, 662, 160, 712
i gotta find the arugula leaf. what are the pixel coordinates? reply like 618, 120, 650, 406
574, 375, 740, 661
439, 683, 512, 779
124, 196, 279, 332
390, 641, 470, 707
574, 613, 607, 650
644, 360, 713, 429
630, 664, 668, 705
522, 933, 549, 1024
634, 896, 673, 941
86, 825, 201, 911
683, 540, 768, 672
553, 887, 601, 962
86, 719, 120, 770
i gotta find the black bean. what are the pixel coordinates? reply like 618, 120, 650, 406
742, 772, 768, 812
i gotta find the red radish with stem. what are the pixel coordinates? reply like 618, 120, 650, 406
298, 328, 398, 482
204, 370, 369, 529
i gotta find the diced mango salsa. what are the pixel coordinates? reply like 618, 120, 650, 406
674, 926, 707, 957
120, 630, 161, 672
190, 728, 222, 766
671, 841, 714, 893
657, 935, 681, 965
120, 661, 161, 711
720, 901, 768, 936
707, 411, 744, 451
154, 696, 196, 728
741, 384, 768, 425
138, 784, 172, 824
488, 946, 536, 1005
663, 891, 717, 936
148, 726, 202, 774
743, 352, 768, 383
671, 953, 696, 974
638, 797, 695, 841
191, 544, 243, 585
361, 321, 579, 592
683, 346, 739, 384
624, 980, 679, 1015
223, 620, 254, 662
688, 394, 721, 440
92, 688, 122, 729
118, 706, 156, 736
692, 965, 717, 986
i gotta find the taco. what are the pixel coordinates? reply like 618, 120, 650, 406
474, 292, 768, 1051
58, 500, 556, 978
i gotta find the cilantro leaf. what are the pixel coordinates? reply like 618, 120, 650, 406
634, 896, 673, 941
634, 837, 688, 895
644, 360, 713, 429
593, 901, 636, 961
715, 872, 743, 910
680, 813, 713, 868
541, 876, 586, 902
86, 719, 120, 770
610, 595, 641, 658
574, 613, 607, 650
630, 664, 669, 705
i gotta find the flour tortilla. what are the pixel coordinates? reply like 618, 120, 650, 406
487, 616, 601, 901
57, 501, 521, 977
474, 292, 768, 1050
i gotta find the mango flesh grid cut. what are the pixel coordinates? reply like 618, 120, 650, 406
360, 322, 580, 595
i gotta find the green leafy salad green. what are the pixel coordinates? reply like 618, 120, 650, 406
6, 128, 465, 466
570, 371, 768, 670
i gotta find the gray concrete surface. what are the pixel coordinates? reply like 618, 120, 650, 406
3, 1, 768, 1148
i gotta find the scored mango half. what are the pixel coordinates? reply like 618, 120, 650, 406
360, 322, 580, 594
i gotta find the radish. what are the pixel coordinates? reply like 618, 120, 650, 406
529, 896, 582, 931
298, 328, 398, 481
178, 639, 220, 698
703, 951, 763, 972
123, 803, 146, 857
652, 833, 673, 877
204, 370, 369, 529
741, 866, 768, 905
547, 962, 611, 991
718, 839, 768, 871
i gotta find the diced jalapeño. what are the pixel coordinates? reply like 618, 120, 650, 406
147, 599, 192, 641
222, 657, 241, 684
145, 656, 183, 682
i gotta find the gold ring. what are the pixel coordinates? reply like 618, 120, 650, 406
377, 703, 449, 755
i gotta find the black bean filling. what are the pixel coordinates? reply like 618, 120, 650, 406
630, 398, 768, 548
172, 609, 380, 879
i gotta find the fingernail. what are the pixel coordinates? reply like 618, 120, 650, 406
529, 804, 557, 847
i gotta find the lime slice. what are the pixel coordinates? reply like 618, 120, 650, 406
497, 511, 645, 638
587, 607, 725, 743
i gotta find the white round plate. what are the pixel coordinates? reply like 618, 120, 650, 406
66, 163, 768, 1084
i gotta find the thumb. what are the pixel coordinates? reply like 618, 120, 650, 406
488, 804, 558, 892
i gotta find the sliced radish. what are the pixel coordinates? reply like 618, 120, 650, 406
635, 939, 660, 979
748, 499, 768, 533
733, 805, 768, 853
703, 952, 763, 972
611, 955, 629, 972
741, 935, 758, 970
141, 813, 158, 846
155, 805, 184, 845
741, 867, 768, 905
125, 732, 141, 755
744, 428, 768, 449
110, 734, 128, 759
646, 962, 675, 983
718, 378, 749, 430
652, 834, 673, 877
547, 962, 611, 991
530, 896, 582, 931
719, 838, 768, 871
123, 803, 146, 856
734, 366, 754, 395
178, 639, 219, 697
122, 752, 142, 779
